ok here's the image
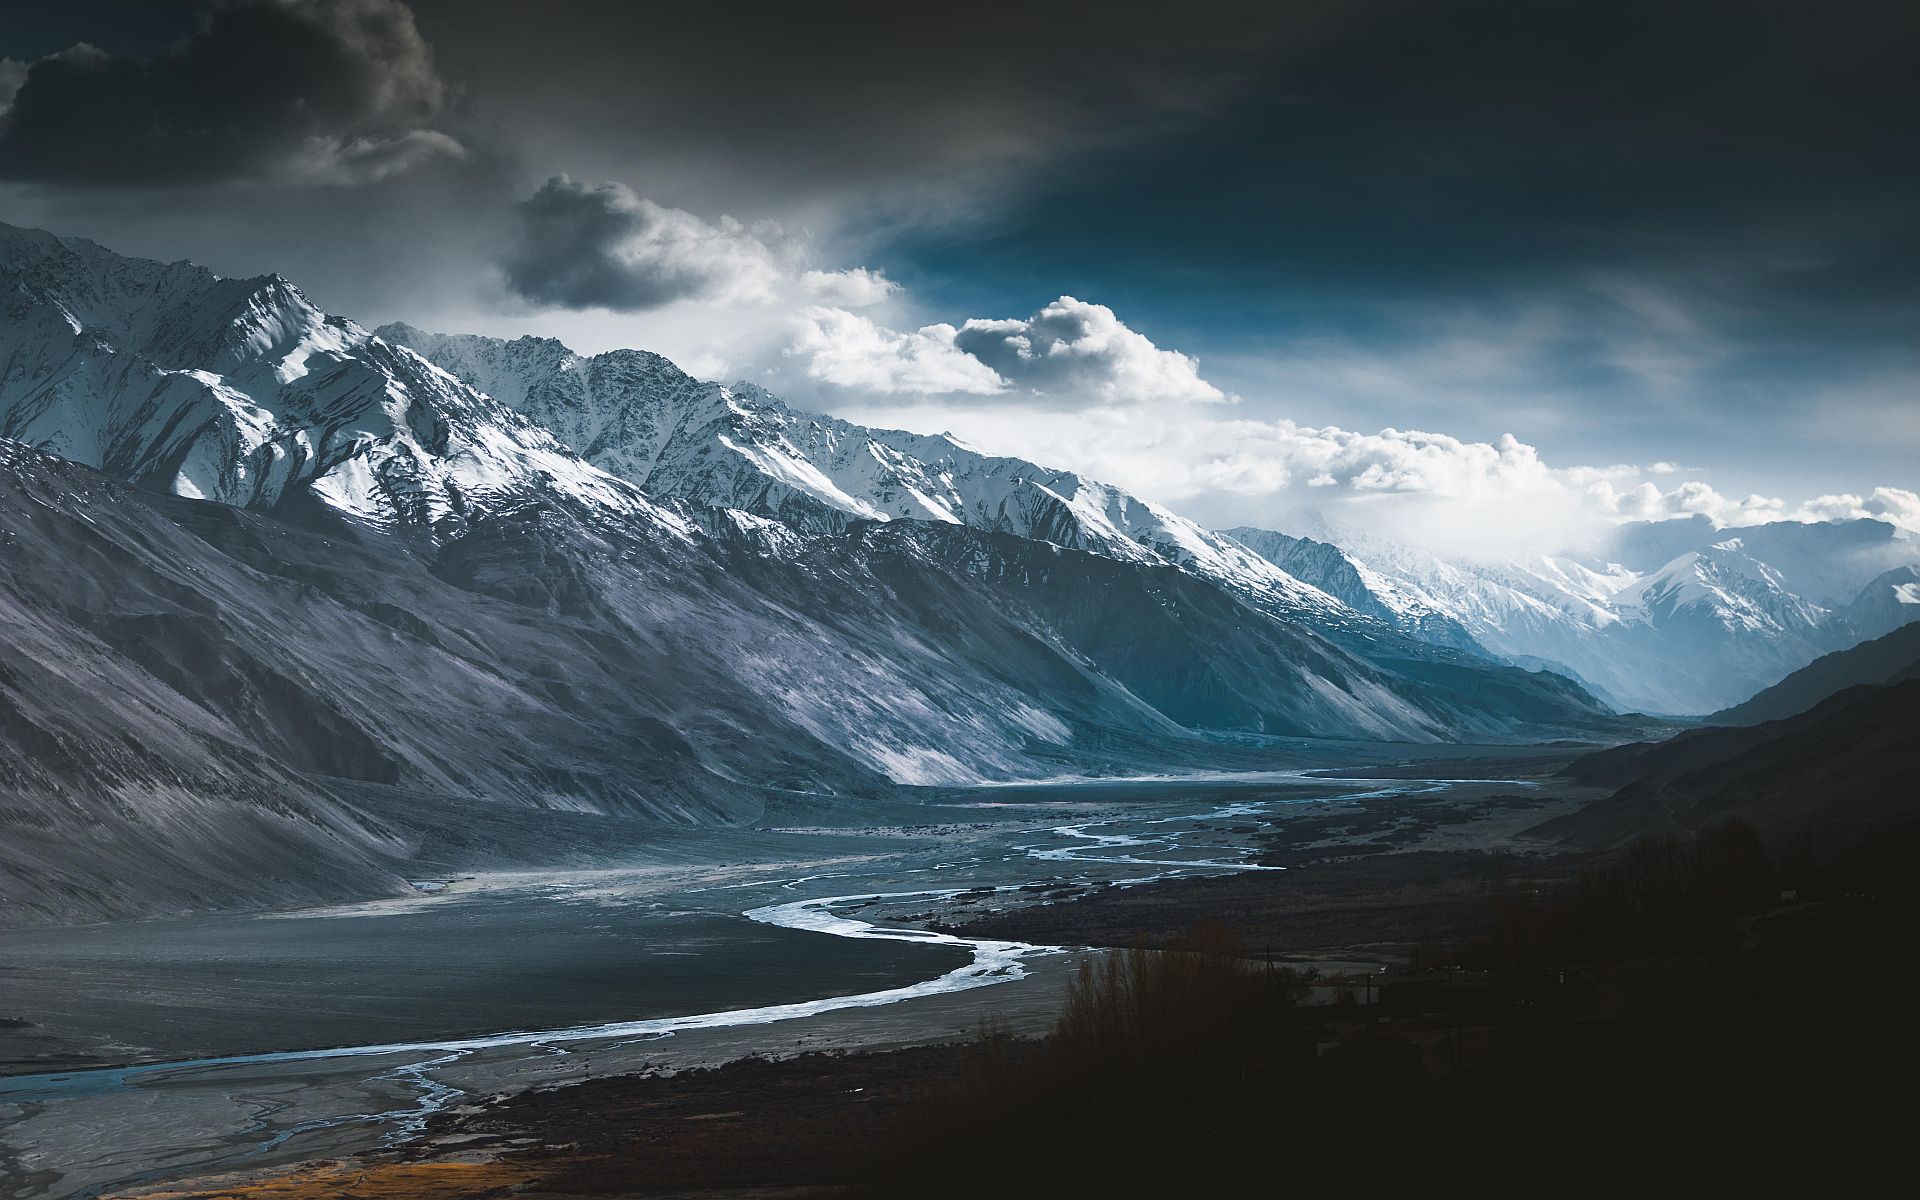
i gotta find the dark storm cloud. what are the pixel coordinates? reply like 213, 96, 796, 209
10, 0, 1918, 275
0, 58, 26, 115
402, 0, 1334, 213
500, 176, 782, 311
914, 0, 1920, 283
388, 0, 1920, 364
0, 0, 461, 185
868, 0, 1920, 467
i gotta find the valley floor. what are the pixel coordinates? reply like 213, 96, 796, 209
0, 753, 1622, 1199
135, 892, 1908, 1198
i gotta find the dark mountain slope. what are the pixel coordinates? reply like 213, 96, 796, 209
1712, 621, 1920, 726
0, 445, 1104, 923
1535, 680, 1920, 850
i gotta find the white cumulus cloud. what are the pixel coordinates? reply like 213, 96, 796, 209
799, 267, 899, 308
503, 176, 786, 311
787, 307, 1007, 395
953, 296, 1228, 406
830, 392, 1919, 558
1789, 486, 1920, 531
784, 295, 1227, 408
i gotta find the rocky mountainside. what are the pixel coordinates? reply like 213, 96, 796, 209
0, 436, 1623, 924
378, 324, 1608, 715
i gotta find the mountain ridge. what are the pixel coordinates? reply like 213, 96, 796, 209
376, 321, 1360, 619
377, 321, 1614, 721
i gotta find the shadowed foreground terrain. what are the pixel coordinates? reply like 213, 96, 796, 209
110, 818, 1919, 1198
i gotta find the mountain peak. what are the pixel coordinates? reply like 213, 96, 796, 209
3, 230, 670, 534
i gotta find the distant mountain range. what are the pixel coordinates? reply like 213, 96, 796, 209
1224, 519, 1919, 715
374, 323, 1455, 648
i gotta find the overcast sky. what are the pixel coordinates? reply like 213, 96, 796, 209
2, 0, 1916, 554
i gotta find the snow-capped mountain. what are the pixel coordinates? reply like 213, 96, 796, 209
1609, 514, 1917, 606
0, 222, 1613, 749
376, 325, 1520, 663
1231, 517, 1920, 715
377, 325, 1640, 729
0, 223, 660, 535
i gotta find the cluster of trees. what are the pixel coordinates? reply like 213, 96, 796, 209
1477, 815, 1920, 971
864, 927, 1453, 1195
1481, 819, 1773, 968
